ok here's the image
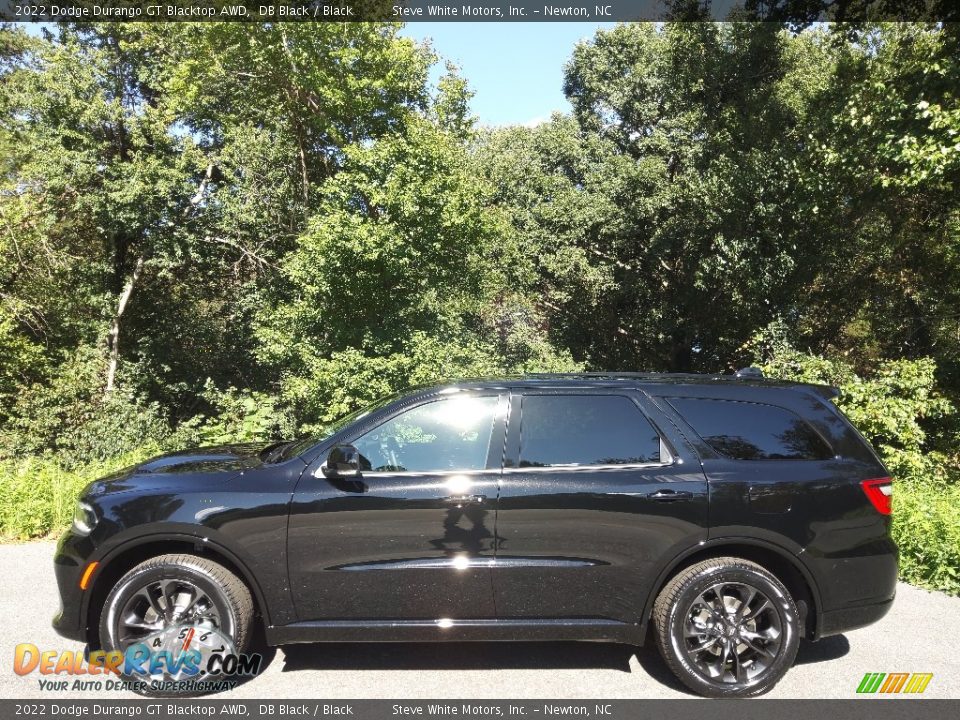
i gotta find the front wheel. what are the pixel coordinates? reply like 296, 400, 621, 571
99, 554, 255, 696
653, 557, 800, 698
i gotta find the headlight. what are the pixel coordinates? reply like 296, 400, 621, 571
72, 500, 98, 536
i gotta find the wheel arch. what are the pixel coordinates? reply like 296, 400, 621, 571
640, 537, 823, 642
83, 533, 270, 649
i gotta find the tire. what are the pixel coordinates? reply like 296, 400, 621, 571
99, 554, 255, 696
653, 557, 800, 698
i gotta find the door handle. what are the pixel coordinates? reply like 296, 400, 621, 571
648, 489, 693, 502
444, 494, 486, 506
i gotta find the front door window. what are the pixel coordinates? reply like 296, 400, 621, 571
353, 395, 499, 473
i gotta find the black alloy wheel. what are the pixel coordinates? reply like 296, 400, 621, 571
653, 557, 801, 697
99, 554, 255, 696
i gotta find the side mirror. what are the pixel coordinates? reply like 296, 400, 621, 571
321, 444, 360, 479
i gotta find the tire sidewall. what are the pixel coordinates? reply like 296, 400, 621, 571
99, 559, 240, 693
664, 564, 800, 697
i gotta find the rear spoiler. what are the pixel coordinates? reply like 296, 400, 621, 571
799, 383, 841, 401
735, 367, 840, 401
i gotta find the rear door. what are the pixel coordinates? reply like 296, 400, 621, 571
492, 388, 708, 624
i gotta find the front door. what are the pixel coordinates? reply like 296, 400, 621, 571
492, 389, 708, 624
288, 392, 506, 621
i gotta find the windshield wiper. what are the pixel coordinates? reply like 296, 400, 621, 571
259, 440, 295, 463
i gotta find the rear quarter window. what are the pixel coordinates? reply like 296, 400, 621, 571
667, 397, 834, 461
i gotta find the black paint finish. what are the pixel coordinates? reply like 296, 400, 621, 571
52, 374, 897, 649
493, 388, 708, 623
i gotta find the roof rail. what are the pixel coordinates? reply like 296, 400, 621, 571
525, 369, 766, 380
525, 372, 705, 379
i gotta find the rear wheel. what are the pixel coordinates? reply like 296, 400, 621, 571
653, 557, 800, 697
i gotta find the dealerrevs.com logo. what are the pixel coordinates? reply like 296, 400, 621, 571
856, 672, 934, 695
13, 624, 262, 694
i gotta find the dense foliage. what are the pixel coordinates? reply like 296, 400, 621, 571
1, 23, 958, 591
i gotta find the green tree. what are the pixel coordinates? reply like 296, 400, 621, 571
796, 25, 960, 376
0, 21, 442, 453
257, 118, 575, 428
483, 24, 841, 371
0, 24, 210, 459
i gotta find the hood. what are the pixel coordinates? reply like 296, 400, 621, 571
136, 441, 282, 474
84, 441, 288, 497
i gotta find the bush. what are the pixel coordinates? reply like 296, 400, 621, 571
172, 382, 295, 447
281, 332, 578, 434
0, 382, 293, 540
752, 328, 956, 486
56, 391, 172, 467
0, 347, 106, 460
0, 347, 174, 468
895, 481, 960, 594
0, 448, 159, 540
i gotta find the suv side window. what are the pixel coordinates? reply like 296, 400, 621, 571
352, 395, 499, 473
519, 394, 662, 467
667, 397, 833, 461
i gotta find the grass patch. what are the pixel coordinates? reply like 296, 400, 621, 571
893, 480, 960, 595
0, 450, 157, 540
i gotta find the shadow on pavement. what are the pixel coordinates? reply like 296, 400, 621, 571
272, 634, 848, 696
221, 637, 280, 694
280, 642, 637, 673
795, 635, 850, 665
631, 643, 695, 695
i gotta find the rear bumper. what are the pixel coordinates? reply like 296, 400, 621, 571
805, 532, 898, 639
817, 596, 895, 638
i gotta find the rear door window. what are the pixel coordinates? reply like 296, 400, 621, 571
668, 397, 833, 461
519, 394, 662, 467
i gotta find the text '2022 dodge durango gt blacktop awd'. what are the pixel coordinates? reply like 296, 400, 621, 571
53, 371, 897, 697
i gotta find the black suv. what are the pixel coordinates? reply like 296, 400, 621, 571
53, 372, 896, 697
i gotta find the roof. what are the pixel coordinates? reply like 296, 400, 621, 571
433, 371, 840, 399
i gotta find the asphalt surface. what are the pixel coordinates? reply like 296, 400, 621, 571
1, 541, 958, 700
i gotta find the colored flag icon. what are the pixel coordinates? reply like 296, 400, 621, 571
856, 672, 932, 694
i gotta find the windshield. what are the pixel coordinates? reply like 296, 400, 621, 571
275, 391, 406, 461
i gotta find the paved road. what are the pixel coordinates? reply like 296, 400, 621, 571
1, 542, 957, 699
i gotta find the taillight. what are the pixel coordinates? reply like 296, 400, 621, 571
861, 477, 892, 515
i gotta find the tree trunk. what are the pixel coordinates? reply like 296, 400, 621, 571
668, 332, 693, 372
102, 163, 212, 393
105, 253, 145, 394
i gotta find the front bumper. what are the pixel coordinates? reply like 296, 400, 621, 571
51, 528, 95, 643
52, 607, 87, 643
